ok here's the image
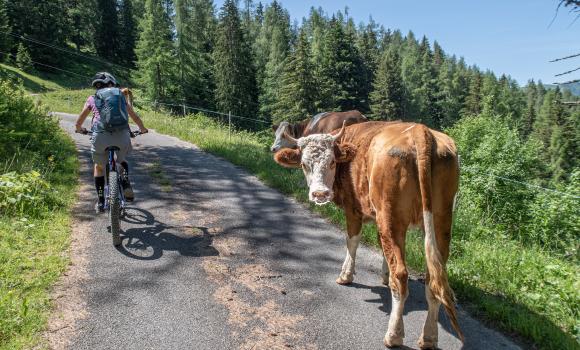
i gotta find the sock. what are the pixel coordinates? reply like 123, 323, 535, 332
95, 176, 105, 203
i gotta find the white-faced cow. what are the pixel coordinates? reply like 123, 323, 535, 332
274, 121, 463, 348
270, 110, 367, 153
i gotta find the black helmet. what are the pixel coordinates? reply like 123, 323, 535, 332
92, 72, 119, 88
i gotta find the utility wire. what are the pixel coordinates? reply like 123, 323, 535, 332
549, 52, 580, 62
462, 167, 580, 199
0, 50, 91, 80
555, 66, 580, 77
3, 31, 132, 72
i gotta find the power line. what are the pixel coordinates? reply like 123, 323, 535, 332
555, 66, 580, 77
3, 31, 132, 72
0, 50, 91, 81
134, 98, 271, 125
555, 78, 580, 85
549, 52, 580, 62
462, 167, 580, 200
3, 30, 271, 109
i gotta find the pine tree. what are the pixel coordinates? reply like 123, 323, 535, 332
135, 0, 178, 102
0, 1, 11, 61
356, 20, 380, 113
521, 80, 537, 138
213, 0, 258, 125
119, 0, 138, 66
370, 48, 404, 120
5, 0, 69, 66
271, 28, 317, 123
549, 110, 578, 183
175, 0, 215, 108
318, 16, 365, 111
463, 70, 483, 116
68, 0, 94, 52
256, 1, 291, 116
15, 42, 32, 71
94, 0, 121, 62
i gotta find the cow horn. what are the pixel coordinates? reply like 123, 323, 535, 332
282, 126, 298, 145
332, 121, 347, 142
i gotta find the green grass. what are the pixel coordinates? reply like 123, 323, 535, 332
41, 91, 580, 350
0, 133, 78, 350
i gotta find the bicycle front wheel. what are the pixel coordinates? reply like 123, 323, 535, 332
109, 171, 122, 246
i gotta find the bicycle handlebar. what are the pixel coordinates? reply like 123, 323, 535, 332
75, 128, 146, 137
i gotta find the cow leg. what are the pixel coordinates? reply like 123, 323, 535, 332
419, 211, 453, 349
381, 254, 389, 285
378, 216, 409, 348
418, 271, 440, 349
336, 212, 362, 285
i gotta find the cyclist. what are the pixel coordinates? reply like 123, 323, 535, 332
75, 72, 148, 213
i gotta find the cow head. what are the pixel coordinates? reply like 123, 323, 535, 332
270, 122, 297, 153
274, 122, 356, 205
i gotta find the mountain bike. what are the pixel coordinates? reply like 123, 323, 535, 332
79, 129, 143, 246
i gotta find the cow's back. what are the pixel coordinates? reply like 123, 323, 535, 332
306, 110, 367, 136
334, 122, 459, 224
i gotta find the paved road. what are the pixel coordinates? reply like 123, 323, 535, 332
56, 113, 520, 350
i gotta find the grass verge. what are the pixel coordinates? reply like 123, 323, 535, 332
41, 91, 579, 350
1, 84, 79, 349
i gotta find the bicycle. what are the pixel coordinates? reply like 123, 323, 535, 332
78, 128, 143, 246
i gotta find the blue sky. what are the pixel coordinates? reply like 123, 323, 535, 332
215, 0, 579, 86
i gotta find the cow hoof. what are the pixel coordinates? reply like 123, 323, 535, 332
383, 333, 404, 348
417, 337, 438, 349
381, 275, 389, 286
336, 275, 353, 285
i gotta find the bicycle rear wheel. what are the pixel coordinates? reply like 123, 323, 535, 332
109, 171, 122, 246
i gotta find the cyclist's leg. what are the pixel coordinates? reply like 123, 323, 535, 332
91, 133, 108, 213
114, 131, 134, 201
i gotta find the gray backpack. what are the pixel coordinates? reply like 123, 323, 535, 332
94, 87, 129, 132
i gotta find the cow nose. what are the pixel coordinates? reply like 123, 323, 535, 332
270, 146, 278, 152
312, 190, 330, 199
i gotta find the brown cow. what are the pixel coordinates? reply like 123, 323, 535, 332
274, 121, 462, 348
270, 110, 367, 152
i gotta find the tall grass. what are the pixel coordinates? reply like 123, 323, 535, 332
42, 92, 579, 350
0, 82, 78, 349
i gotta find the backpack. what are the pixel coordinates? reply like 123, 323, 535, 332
93, 87, 129, 132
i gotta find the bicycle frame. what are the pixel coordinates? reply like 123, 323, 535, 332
104, 147, 126, 211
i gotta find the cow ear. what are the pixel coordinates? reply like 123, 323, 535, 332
334, 142, 356, 163
272, 124, 279, 132
274, 148, 302, 168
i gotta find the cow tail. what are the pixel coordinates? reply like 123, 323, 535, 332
413, 125, 464, 342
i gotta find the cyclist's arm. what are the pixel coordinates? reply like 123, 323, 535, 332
127, 104, 148, 133
75, 106, 91, 133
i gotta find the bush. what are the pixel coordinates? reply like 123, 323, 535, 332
447, 114, 546, 241
0, 171, 58, 217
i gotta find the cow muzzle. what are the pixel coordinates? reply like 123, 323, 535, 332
270, 145, 279, 153
310, 189, 333, 205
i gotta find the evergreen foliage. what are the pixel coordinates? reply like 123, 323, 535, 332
94, 0, 121, 62
135, 0, 177, 102
213, 0, 258, 126
370, 48, 404, 120
15, 42, 32, 71
271, 28, 316, 123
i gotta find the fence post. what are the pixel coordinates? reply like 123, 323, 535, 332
228, 111, 232, 142
183, 101, 186, 116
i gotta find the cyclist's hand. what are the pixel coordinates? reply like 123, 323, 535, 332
139, 127, 149, 134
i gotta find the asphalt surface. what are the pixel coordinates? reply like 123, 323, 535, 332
57, 113, 520, 350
